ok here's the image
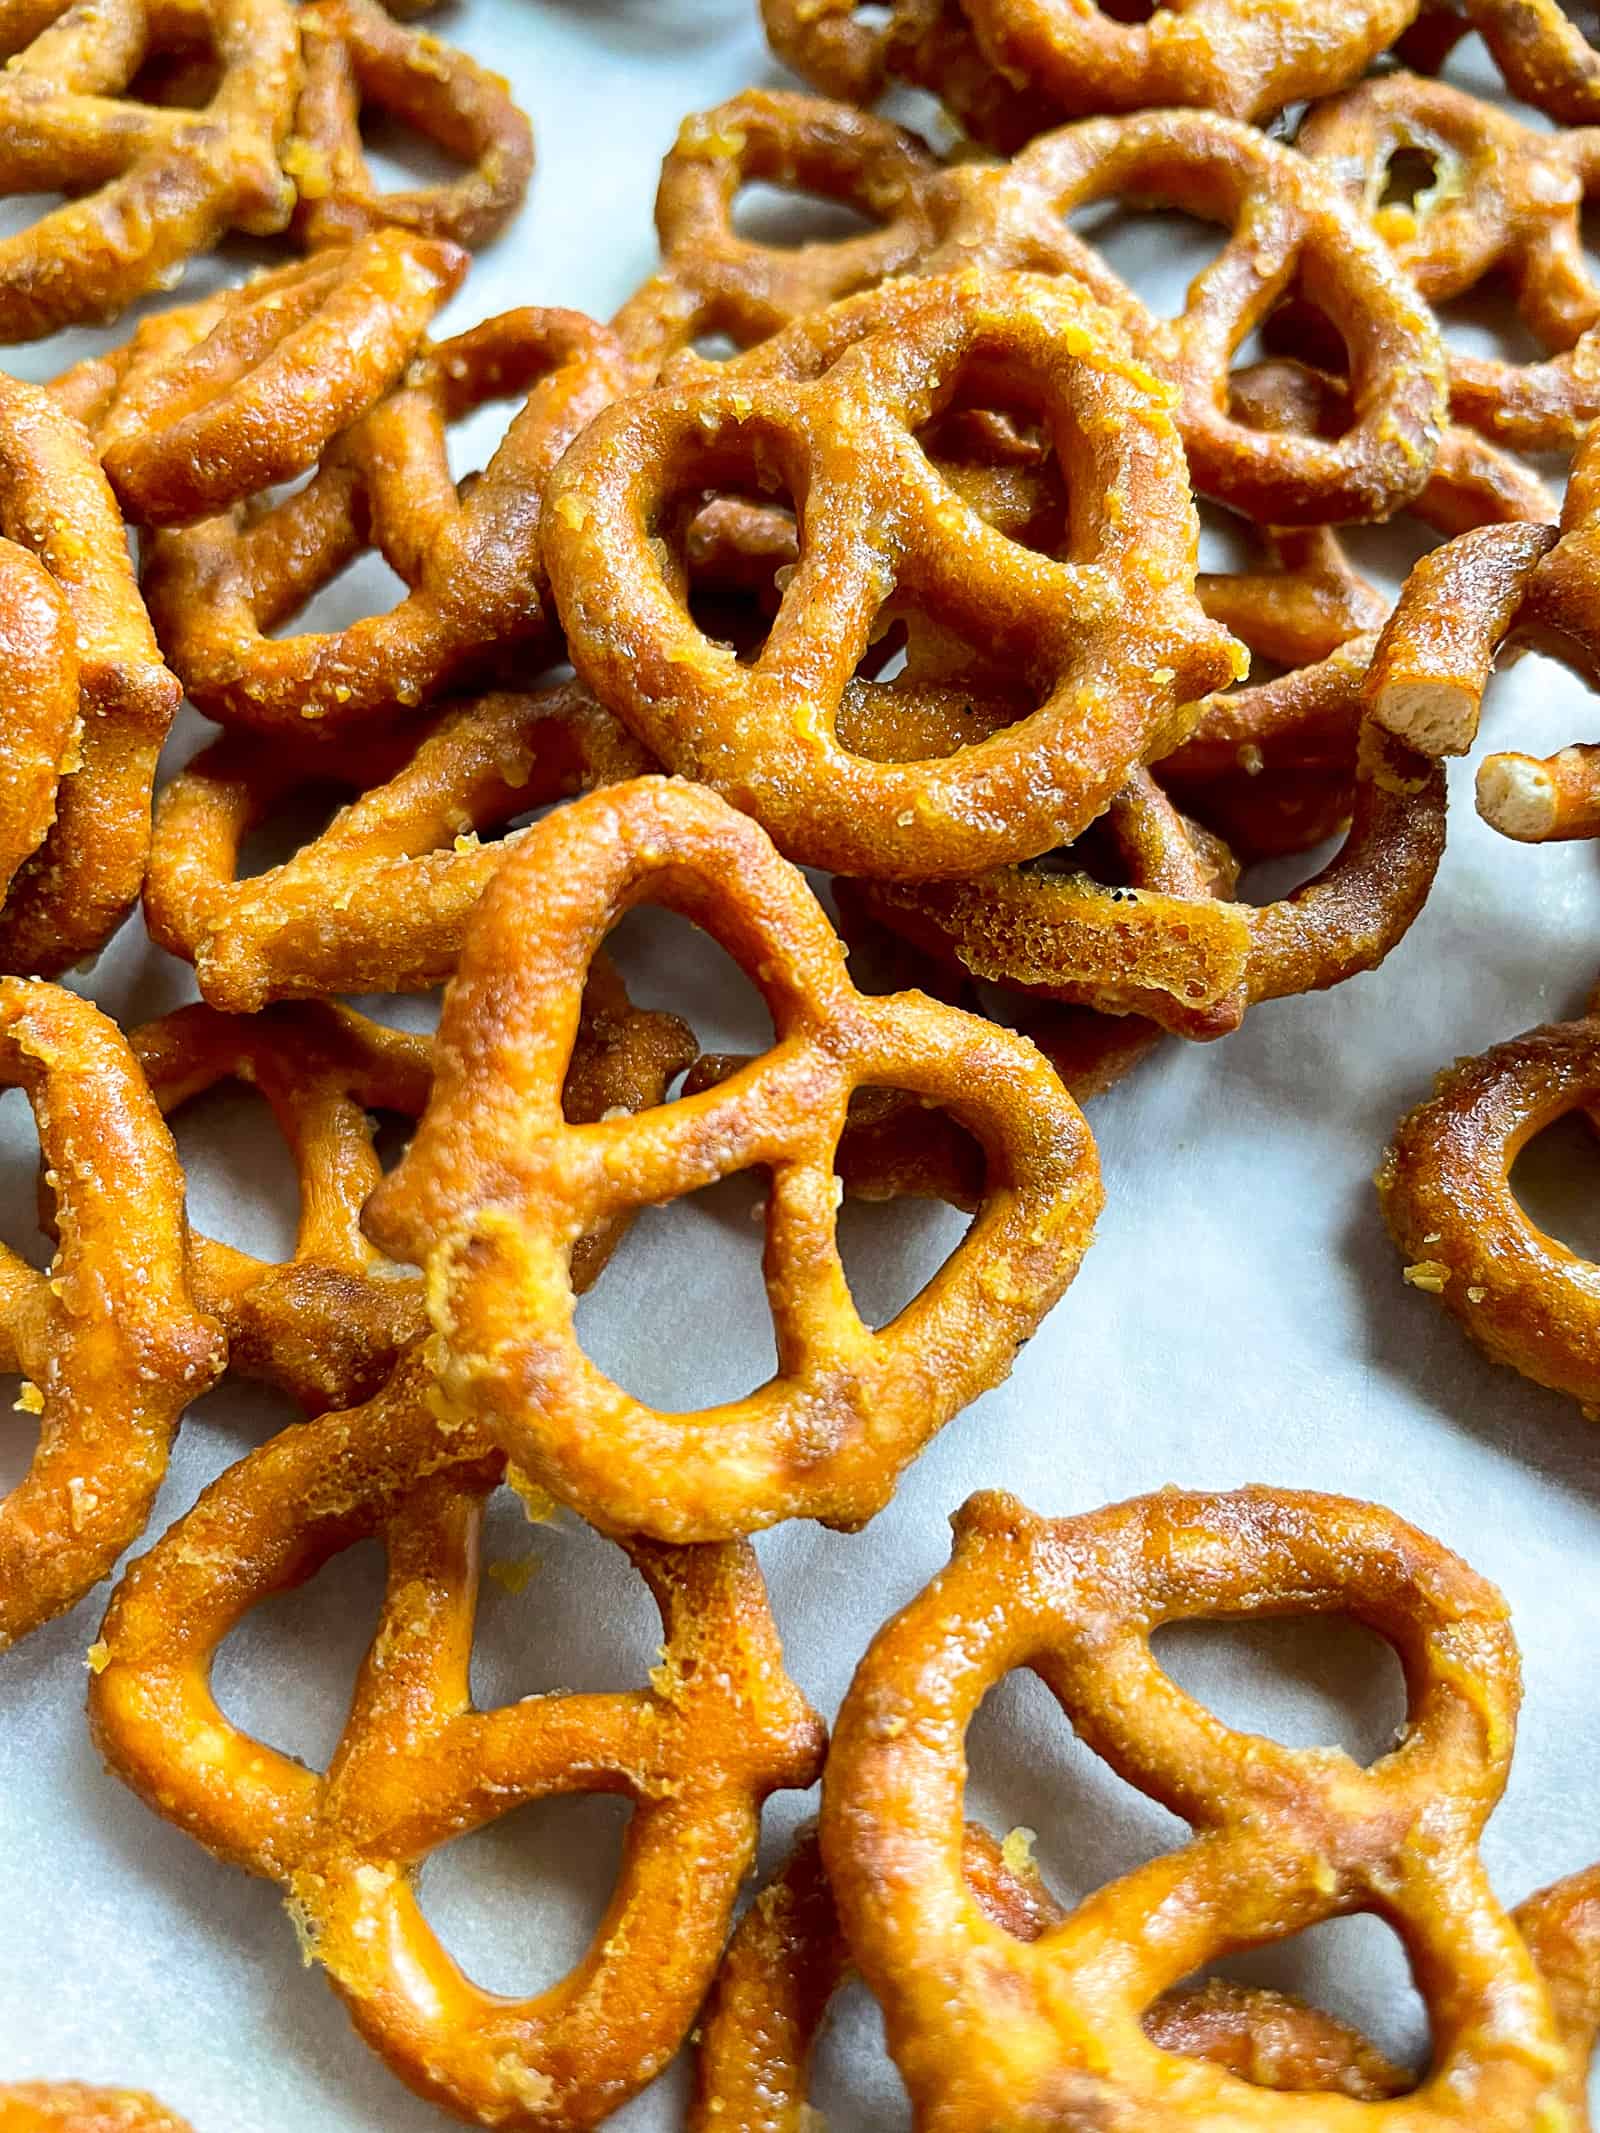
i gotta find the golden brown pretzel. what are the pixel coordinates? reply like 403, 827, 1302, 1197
88, 1360, 826, 2130
286, 0, 534, 249
0, 979, 224, 1652
142, 308, 631, 732
0, 543, 78, 915
0, 0, 297, 343
959, 0, 1415, 123
613, 89, 939, 378
1378, 1006, 1600, 1412
546, 269, 1242, 881
365, 776, 1103, 1541
0, 376, 183, 980
821, 1485, 1566, 2131
0, 2087, 194, 2132
1296, 75, 1600, 454
1405, 0, 1600, 125
49, 232, 467, 527
910, 108, 1447, 526
143, 682, 654, 1012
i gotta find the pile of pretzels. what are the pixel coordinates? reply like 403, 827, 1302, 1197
3, 0, 1600, 2125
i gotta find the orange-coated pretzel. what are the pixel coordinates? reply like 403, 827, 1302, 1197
821, 1485, 1566, 2132
0, 980, 224, 1652
1378, 1005, 1600, 1412
759, 0, 1061, 155
144, 682, 654, 1011
1296, 76, 1600, 454
546, 269, 1242, 881
142, 307, 631, 731
690, 1823, 1412, 2131
365, 776, 1103, 1541
0, 0, 297, 343
0, 542, 77, 915
959, 0, 1414, 123
88, 1361, 826, 2130
132, 974, 693, 1409
1404, 0, 1600, 125
49, 232, 466, 527
286, 0, 534, 250
612, 90, 939, 379
0, 376, 183, 978
1365, 421, 1600, 841
911, 108, 1448, 525
0, 2087, 194, 2132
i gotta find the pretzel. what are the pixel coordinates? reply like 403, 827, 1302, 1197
958, 0, 1415, 124
1377, 1005, 1600, 1412
365, 776, 1102, 1541
690, 1823, 1411, 2131
285, 0, 534, 250
1296, 76, 1600, 454
0, 979, 225, 1652
143, 682, 655, 1011
1404, 0, 1600, 124
142, 308, 632, 731
1365, 422, 1600, 840
820, 1484, 1567, 2131
546, 269, 1243, 881
612, 90, 939, 379
0, 541, 78, 914
87, 1358, 826, 2130
759, 0, 1061, 156
0, 2088, 193, 2132
907, 109, 1447, 526
49, 232, 466, 527
0, 376, 183, 979
0, 0, 297, 343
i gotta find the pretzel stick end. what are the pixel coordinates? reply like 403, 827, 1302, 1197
1477, 753, 1558, 841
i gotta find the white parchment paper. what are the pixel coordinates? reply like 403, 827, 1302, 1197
2, 5, 1599, 2126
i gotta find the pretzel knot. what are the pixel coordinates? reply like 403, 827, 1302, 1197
916, 109, 1447, 526
0, 980, 224, 1652
547, 270, 1242, 881
612, 89, 939, 378
365, 776, 1103, 1541
143, 308, 633, 731
87, 1359, 826, 2130
0, 376, 183, 977
1297, 75, 1600, 454
49, 231, 467, 528
0, 2085, 194, 2131
0, 0, 298, 343
821, 1486, 1566, 2131
1378, 1010, 1600, 1413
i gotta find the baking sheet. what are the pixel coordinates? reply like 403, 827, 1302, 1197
3, 6, 1600, 2126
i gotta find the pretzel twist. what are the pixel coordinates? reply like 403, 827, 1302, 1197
1297, 75, 1600, 454
143, 309, 632, 731
0, 0, 298, 342
821, 1485, 1566, 2131
613, 90, 939, 379
87, 1363, 826, 2130
0, 376, 183, 979
49, 232, 467, 527
365, 776, 1103, 1540
0, 979, 224, 1651
0, 2087, 194, 2132
286, 0, 534, 250
547, 269, 1242, 881
143, 683, 656, 1012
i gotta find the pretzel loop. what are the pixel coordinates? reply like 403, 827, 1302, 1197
821, 1486, 1562, 2132
89, 1362, 825, 2129
366, 776, 1103, 1540
0, 979, 224, 1650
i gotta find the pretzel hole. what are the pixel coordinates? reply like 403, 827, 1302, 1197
1511, 1109, 1600, 1261
834, 1095, 979, 1325
603, 903, 776, 1060
0, 1111, 51, 1272
168, 1081, 303, 1264
127, 38, 222, 108
575, 1173, 780, 1409
1151, 1615, 1408, 1765
1189, 1915, 1427, 2086
233, 777, 363, 879
0, 1382, 41, 1500
416, 1794, 634, 1996
358, 105, 471, 197
1431, 290, 1546, 368
263, 543, 410, 643
1066, 204, 1238, 323
731, 182, 879, 250
470, 1498, 660, 1705
1377, 147, 1443, 214
810, 1974, 912, 2132
211, 1536, 388, 1770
